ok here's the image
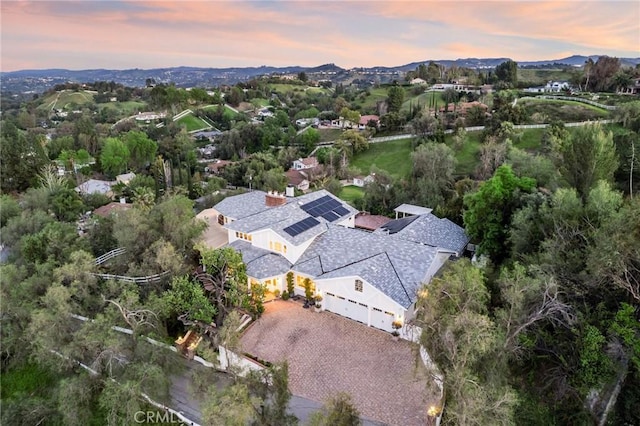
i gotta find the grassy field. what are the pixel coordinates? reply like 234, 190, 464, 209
99, 100, 147, 115
401, 91, 443, 113
318, 128, 344, 142
37, 90, 95, 111
518, 69, 573, 85
520, 98, 610, 123
351, 138, 413, 178
175, 113, 211, 131
339, 185, 365, 205
445, 131, 482, 176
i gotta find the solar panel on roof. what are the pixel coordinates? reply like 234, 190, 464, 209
283, 217, 320, 237
321, 211, 339, 222
334, 206, 349, 216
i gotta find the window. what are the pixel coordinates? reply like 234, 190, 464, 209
348, 299, 357, 304
373, 307, 382, 313
355, 279, 363, 292
269, 240, 285, 254
359, 303, 368, 307
326, 292, 335, 297
236, 232, 252, 242
385, 311, 394, 317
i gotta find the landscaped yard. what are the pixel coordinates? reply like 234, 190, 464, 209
338, 185, 364, 205
175, 113, 211, 132
351, 138, 413, 178
519, 98, 610, 123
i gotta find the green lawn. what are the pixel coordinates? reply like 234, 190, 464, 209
99, 100, 147, 115
318, 128, 344, 142
519, 98, 610, 123
517, 69, 573, 85
339, 185, 365, 205
401, 91, 443, 113
351, 138, 413, 178
176, 113, 211, 131
445, 131, 482, 176
514, 128, 544, 151
37, 90, 95, 111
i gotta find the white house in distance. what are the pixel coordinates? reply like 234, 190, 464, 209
212, 190, 470, 332
291, 156, 319, 171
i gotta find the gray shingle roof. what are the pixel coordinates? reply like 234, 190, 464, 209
225, 189, 356, 245
378, 214, 470, 255
293, 225, 438, 308
229, 240, 292, 279
214, 190, 282, 220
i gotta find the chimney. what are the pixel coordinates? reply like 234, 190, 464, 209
265, 191, 287, 207
285, 185, 295, 197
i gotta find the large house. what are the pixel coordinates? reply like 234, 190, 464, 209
213, 190, 470, 332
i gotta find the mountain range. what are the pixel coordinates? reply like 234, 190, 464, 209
2, 55, 639, 93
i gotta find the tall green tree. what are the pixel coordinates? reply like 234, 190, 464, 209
386, 86, 404, 113
100, 137, 130, 177
124, 130, 157, 171
558, 123, 618, 199
463, 165, 536, 262
495, 60, 518, 86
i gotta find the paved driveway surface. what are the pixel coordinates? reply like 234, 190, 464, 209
240, 300, 438, 426
196, 208, 228, 248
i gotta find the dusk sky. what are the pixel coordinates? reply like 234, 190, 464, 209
1, 1, 639, 71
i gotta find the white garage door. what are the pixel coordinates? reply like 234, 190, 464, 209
325, 292, 369, 324
370, 307, 394, 331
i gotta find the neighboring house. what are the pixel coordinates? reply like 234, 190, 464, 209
352, 174, 374, 187
93, 201, 132, 218
212, 191, 470, 332
116, 172, 136, 185
358, 115, 380, 130
618, 78, 640, 95
545, 81, 570, 92
193, 130, 222, 142
292, 157, 319, 171
410, 78, 427, 85
206, 160, 233, 175
75, 179, 115, 196
285, 169, 310, 191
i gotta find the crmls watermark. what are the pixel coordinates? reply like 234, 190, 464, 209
134, 410, 186, 424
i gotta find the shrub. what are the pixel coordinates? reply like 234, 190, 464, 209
286, 272, 294, 295
281, 291, 290, 300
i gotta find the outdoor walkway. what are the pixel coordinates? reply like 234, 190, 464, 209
240, 300, 437, 426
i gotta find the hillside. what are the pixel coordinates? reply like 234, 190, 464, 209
3, 55, 639, 93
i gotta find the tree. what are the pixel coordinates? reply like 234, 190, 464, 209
411, 142, 456, 208
495, 60, 518, 86
124, 130, 157, 171
297, 71, 308, 82
337, 129, 368, 154
386, 86, 404, 113
100, 137, 130, 177
309, 392, 360, 426
416, 260, 517, 425
463, 165, 536, 262
0, 121, 48, 192
197, 245, 249, 327
558, 123, 618, 199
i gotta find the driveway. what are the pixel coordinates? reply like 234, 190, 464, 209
196, 208, 228, 248
240, 300, 438, 426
